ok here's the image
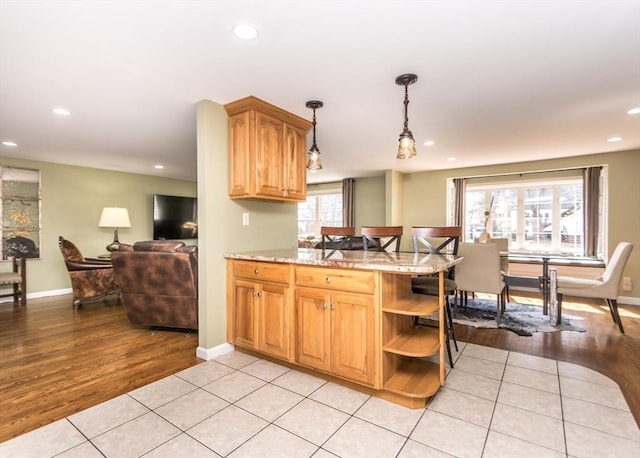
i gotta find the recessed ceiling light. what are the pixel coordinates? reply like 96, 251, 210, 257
447, 157, 456, 161
52, 107, 71, 116
2, 141, 17, 147
424, 140, 435, 146
627, 107, 640, 115
233, 24, 258, 40
607, 136, 622, 142
154, 164, 165, 169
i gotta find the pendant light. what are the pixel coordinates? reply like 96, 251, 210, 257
306, 100, 323, 171
395, 73, 418, 159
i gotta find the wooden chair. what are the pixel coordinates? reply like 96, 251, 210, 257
361, 226, 403, 253
319, 226, 356, 251
0, 256, 27, 305
411, 226, 462, 367
58, 236, 119, 310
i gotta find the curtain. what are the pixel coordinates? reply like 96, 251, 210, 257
453, 178, 465, 226
342, 178, 355, 227
584, 166, 602, 257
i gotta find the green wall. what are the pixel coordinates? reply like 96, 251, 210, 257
0, 157, 196, 296
353, 175, 386, 231
401, 149, 640, 300
196, 100, 299, 351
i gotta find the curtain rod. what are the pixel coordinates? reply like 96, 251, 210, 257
452, 164, 605, 181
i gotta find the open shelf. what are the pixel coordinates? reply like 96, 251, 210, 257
382, 293, 439, 316
383, 325, 439, 357
383, 358, 441, 398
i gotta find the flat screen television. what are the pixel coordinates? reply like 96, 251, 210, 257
153, 194, 198, 240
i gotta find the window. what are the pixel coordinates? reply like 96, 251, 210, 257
298, 187, 343, 237
461, 175, 588, 255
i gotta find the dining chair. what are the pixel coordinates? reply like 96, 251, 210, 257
411, 226, 462, 367
319, 226, 356, 251
361, 226, 403, 253
0, 256, 27, 305
557, 241, 633, 333
475, 236, 510, 273
475, 236, 510, 300
455, 242, 506, 325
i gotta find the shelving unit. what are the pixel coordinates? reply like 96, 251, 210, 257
381, 272, 445, 407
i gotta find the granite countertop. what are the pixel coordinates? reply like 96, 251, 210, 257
224, 248, 461, 274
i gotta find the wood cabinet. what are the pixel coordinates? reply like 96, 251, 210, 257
295, 287, 376, 386
224, 96, 312, 202
226, 254, 449, 408
294, 266, 377, 387
229, 260, 292, 360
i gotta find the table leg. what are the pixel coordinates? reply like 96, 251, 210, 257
541, 257, 549, 315
549, 268, 561, 325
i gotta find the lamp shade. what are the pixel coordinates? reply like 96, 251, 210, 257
98, 207, 131, 228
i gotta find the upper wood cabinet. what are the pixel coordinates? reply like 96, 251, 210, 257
224, 96, 312, 202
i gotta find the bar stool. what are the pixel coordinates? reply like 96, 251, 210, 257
411, 226, 461, 367
361, 226, 403, 253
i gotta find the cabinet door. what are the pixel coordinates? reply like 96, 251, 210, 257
283, 123, 307, 201
331, 292, 376, 386
295, 288, 331, 372
258, 282, 290, 360
228, 112, 252, 198
234, 279, 257, 349
255, 112, 285, 198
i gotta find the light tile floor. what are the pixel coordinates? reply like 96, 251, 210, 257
2, 342, 639, 458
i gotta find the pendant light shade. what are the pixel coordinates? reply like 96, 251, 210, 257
306, 100, 323, 171
395, 73, 418, 159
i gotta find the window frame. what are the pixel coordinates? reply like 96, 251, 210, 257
297, 183, 343, 238
447, 167, 606, 258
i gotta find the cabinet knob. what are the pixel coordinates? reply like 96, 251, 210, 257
322, 302, 328, 309
325, 277, 331, 283
330, 304, 335, 310
254, 268, 260, 275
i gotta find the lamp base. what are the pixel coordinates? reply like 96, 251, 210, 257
106, 241, 121, 252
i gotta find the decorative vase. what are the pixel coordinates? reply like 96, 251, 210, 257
478, 229, 491, 243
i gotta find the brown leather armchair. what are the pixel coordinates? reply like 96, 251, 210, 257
58, 236, 119, 310
111, 240, 198, 330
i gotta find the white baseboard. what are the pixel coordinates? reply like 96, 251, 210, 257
619, 295, 640, 306
0, 288, 72, 304
196, 342, 235, 360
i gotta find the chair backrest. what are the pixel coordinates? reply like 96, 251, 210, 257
454, 242, 504, 294
475, 236, 510, 273
361, 226, 403, 253
58, 236, 85, 263
412, 226, 462, 255
602, 242, 633, 285
111, 240, 198, 329
320, 226, 355, 251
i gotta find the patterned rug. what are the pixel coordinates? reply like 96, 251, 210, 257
449, 298, 586, 336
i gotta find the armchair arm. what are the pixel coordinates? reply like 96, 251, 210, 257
84, 257, 112, 264
65, 260, 114, 271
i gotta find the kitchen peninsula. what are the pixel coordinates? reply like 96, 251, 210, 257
225, 248, 461, 408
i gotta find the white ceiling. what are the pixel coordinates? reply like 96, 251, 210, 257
1, 1, 639, 184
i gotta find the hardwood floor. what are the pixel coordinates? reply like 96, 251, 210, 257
0, 291, 638, 444
0, 295, 200, 443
